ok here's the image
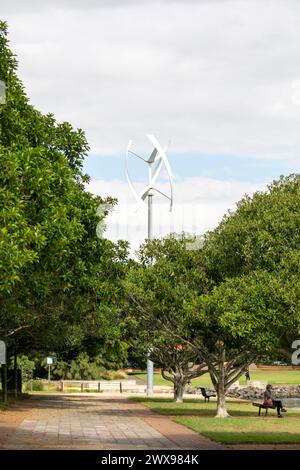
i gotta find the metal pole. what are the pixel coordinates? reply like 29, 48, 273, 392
126, 136, 173, 400
48, 364, 51, 385
148, 192, 153, 239
146, 351, 153, 397
146, 163, 154, 397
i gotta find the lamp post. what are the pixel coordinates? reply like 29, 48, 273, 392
125, 134, 173, 397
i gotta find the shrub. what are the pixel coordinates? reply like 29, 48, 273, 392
24, 379, 44, 391
9, 355, 35, 383
38, 352, 128, 381
102, 370, 127, 380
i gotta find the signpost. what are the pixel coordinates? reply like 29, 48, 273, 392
0, 340, 7, 402
47, 356, 53, 384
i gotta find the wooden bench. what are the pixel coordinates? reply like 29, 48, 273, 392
252, 402, 276, 416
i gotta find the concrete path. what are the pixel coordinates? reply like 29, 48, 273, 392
0, 394, 223, 450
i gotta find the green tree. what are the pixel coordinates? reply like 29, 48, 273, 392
15, 355, 35, 383
190, 175, 300, 416
125, 236, 209, 402
186, 270, 296, 417
126, 175, 300, 415
203, 174, 300, 280
0, 21, 129, 369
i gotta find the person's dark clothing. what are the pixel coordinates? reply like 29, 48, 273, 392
272, 400, 284, 416
263, 389, 284, 416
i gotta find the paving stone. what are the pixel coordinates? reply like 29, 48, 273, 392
0, 394, 224, 450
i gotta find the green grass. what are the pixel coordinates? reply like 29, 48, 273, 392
131, 372, 212, 387
239, 370, 300, 385
131, 397, 269, 417
174, 415, 300, 444
131, 397, 300, 445
132, 370, 300, 386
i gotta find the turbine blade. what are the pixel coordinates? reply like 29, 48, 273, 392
147, 147, 158, 163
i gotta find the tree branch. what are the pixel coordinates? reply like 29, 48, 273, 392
6, 325, 32, 337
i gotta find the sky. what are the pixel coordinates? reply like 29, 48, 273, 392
2, 0, 300, 251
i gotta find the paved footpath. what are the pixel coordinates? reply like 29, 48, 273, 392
0, 394, 223, 450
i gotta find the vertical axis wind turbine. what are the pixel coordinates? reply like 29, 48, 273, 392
125, 134, 173, 397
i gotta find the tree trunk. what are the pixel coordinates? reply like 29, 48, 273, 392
174, 378, 185, 403
215, 346, 230, 418
13, 348, 18, 398
216, 388, 229, 418
2, 363, 7, 402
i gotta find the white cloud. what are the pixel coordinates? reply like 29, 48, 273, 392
2, 0, 300, 160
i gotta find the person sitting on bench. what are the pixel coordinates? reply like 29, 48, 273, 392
263, 384, 287, 418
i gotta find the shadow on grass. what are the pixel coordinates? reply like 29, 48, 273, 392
141, 407, 260, 417
131, 397, 300, 418
190, 430, 300, 445
172, 415, 300, 445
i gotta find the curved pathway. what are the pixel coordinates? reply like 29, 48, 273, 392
0, 394, 223, 450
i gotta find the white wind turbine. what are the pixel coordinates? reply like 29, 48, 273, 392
125, 134, 173, 397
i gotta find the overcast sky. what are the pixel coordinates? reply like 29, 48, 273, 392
2, 0, 300, 250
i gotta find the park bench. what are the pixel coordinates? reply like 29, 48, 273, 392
200, 387, 216, 403
252, 402, 276, 416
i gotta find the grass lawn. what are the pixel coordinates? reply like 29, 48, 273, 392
132, 370, 300, 386
131, 397, 300, 445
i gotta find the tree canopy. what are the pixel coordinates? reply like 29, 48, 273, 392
0, 21, 129, 368
124, 176, 300, 415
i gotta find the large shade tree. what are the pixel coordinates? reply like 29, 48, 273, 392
190, 174, 300, 416
0, 21, 129, 368
125, 236, 209, 402
126, 175, 300, 415
187, 269, 297, 417
202, 174, 300, 356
